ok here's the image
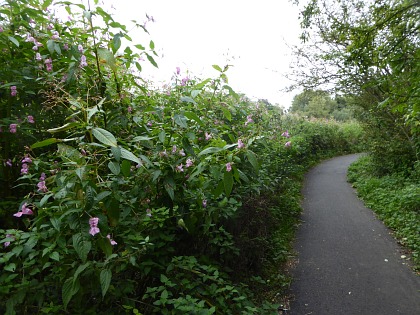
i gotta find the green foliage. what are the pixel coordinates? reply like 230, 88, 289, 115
0, 1, 365, 314
348, 156, 420, 270
291, 0, 420, 174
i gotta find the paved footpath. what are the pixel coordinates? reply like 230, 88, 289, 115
289, 154, 420, 315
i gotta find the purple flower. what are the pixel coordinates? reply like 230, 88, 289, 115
202, 199, 207, 208
127, 106, 132, 113
159, 150, 168, 158
179, 149, 186, 156
78, 44, 83, 53
35, 52, 42, 61
47, 23, 54, 30
107, 234, 117, 245
89, 217, 100, 236
37, 180, 48, 193
146, 208, 152, 217
39, 173, 46, 181
13, 203, 33, 217
245, 115, 254, 126
176, 67, 181, 75
226, 162, 232, 172
22, 156, 32, 164
281, 130, 290, 138
3, 234, 14, 247
26, 33, 35, 42
176, 164, 184, 172
172, 145, 177, 154
147, 121, 152, 127
9, 123, 17, 133
6, 159, 12, 167
285, 141, 292, 148
63, 43, 69, 50
0, 26, 4, 33
185, 158, 193, 168
27, 115, 35, 123
21, 163, 29, 175
237, 139, 245, 149
51, 31, 60, 40
205, 132, 212, 141
10, 86, 17, 97
45, 58, 53, 72
80, 55, 87, 68
181, 77, 189, 86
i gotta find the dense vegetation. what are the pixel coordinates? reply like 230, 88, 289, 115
0, 0, 366, 314
290, 0, 419, 274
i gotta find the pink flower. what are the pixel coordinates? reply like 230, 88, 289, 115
47, 23, 54, 30
37, 180, 48, 193
39, 173, 46, 181
176, 67, 180, 75
205, 132, 212, 141
202, 199, 207, 208
281, 130, 290, 138
179, 149, 186, 156
63, 43, 69, 50
10, 86, 17, 97
107, 234, 117, 245
147, 121, 152, 127
146, 209, 152, 217
172, 145, 177, 154
226, 162, 232, 172
127, 106, 132, 113
89, 217, 100, 236
9, 123, 17, 133
185, 158, 193, 168
245, 115, 254, 126
285, 141, 292, 148
27, 115, 35, 123
80, 55, 87, 68
26, 34, 35, 42
21, 163, 29, 175
159, 150, 168, 158
237, 139, 245, 149
0, 26, 3, 33
35, 52, 42, 61
22, 155, 32, 163
6, 159, 12, 167
13, 203, 33, 217
3, 234, 14, 247
51, 31, 60, 40
78, 44, 83, 53
176, 164, 184, 172
181, 77, 189, 86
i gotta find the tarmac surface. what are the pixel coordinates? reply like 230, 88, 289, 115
289, 154, 420, 315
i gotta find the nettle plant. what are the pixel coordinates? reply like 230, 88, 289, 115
0, 1, 279, 314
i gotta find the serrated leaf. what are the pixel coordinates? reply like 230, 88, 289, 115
108, 161, 120, 175
100, 269, 112, 298
84, 186, 96, 211
73, 262, 90, 283
72, 233, 91, 262
92, 128, 117, 147
49, 251, 60, 261
62, 277, 80, 309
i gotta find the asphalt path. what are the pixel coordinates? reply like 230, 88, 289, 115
289, 154, 420, 315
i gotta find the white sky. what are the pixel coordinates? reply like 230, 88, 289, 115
106, 0, 303, 107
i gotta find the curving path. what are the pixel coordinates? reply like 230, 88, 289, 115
289, 154, 420, 315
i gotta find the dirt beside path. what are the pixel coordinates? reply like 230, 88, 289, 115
289, 154, 420, 315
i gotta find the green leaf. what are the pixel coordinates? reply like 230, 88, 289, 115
146, 53, 158, 68
164, 177, 175, 200
62, 277, 80, 309
198, 147, 223, 156
224, 171, 234, 197
246, 150, 259, 172
75, 166, 87, 181
39, 193, 53, 207
132, 136, 154, 141
84, 186, 96, 211
49, 251, 60, 261
47, 122, 81, 134
120, 148, 141, 164
121, 160, 131, 177
8, 36, 19, 47
72, 233, 91, 262
180, 96, 196, 104
108, 161, 120, 175
111, 146, 121, 161
221, 107, 232, 121
31, 138, 61, 149
73, 262, 90, 283
4, 263, 16, 272
100, 269, 112, 298
97, 48, 117, 72
107, 198, 120, 226
135, 61, 142, 72
184, 111, 204, 127
112, 33, 122, 53
47, 39, 55, 54
92, 128, 118, 147
158, 130, 166, 143
149, 40, 155, 50
174, 114, 188, 128
212, 64, 223, 72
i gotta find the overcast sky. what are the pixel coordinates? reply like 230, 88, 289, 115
106, 0, 303, 107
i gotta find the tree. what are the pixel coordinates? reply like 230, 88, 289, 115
290, 0, 419, 173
